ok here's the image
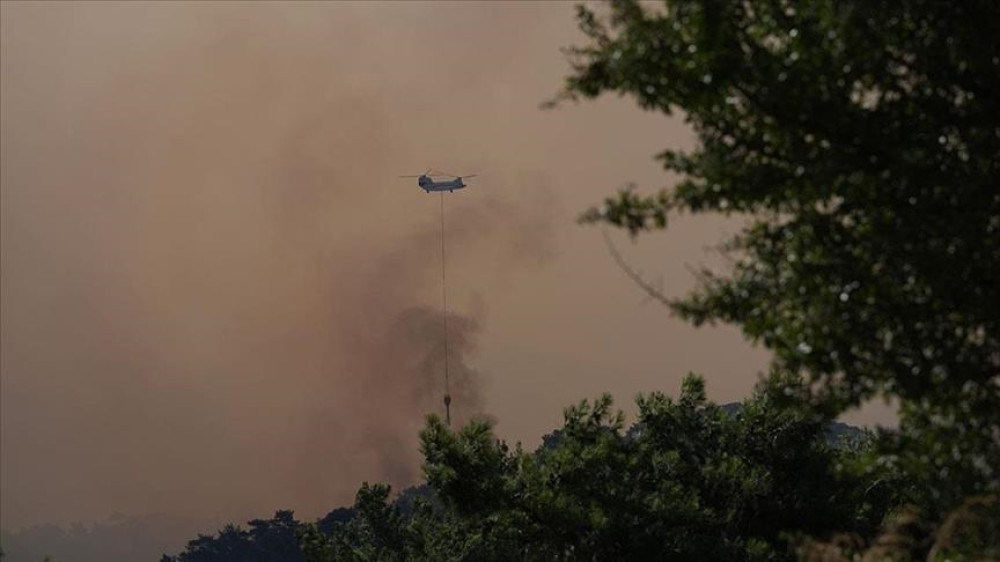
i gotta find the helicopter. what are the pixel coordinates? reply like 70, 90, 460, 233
400, 170, 477, 193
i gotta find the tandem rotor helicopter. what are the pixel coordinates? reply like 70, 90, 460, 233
399, 170, 477, 193
399, 168, 478, 425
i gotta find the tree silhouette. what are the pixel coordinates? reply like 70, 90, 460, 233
554, 0, 999, 517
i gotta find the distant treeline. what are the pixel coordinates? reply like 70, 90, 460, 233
0, 513, 218, 562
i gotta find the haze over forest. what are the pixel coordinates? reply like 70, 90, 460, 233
1, 1, 895, 539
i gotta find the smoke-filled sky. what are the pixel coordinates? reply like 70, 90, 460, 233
1, 1, 892, 531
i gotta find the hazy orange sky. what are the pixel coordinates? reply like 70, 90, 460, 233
1, 1, 892, 530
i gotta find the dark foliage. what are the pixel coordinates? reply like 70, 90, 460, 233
300, 375, 891, 562
555, 0, 999, 516
162, 511, 305, 562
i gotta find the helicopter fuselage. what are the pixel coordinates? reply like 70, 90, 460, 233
418, 176, 467, 193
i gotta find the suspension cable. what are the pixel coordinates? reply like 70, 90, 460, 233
439, 192, 452, 426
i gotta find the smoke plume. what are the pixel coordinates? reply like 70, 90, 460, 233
1, 2, 554, 528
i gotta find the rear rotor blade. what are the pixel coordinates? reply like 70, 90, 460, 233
433, 170, 477, 178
